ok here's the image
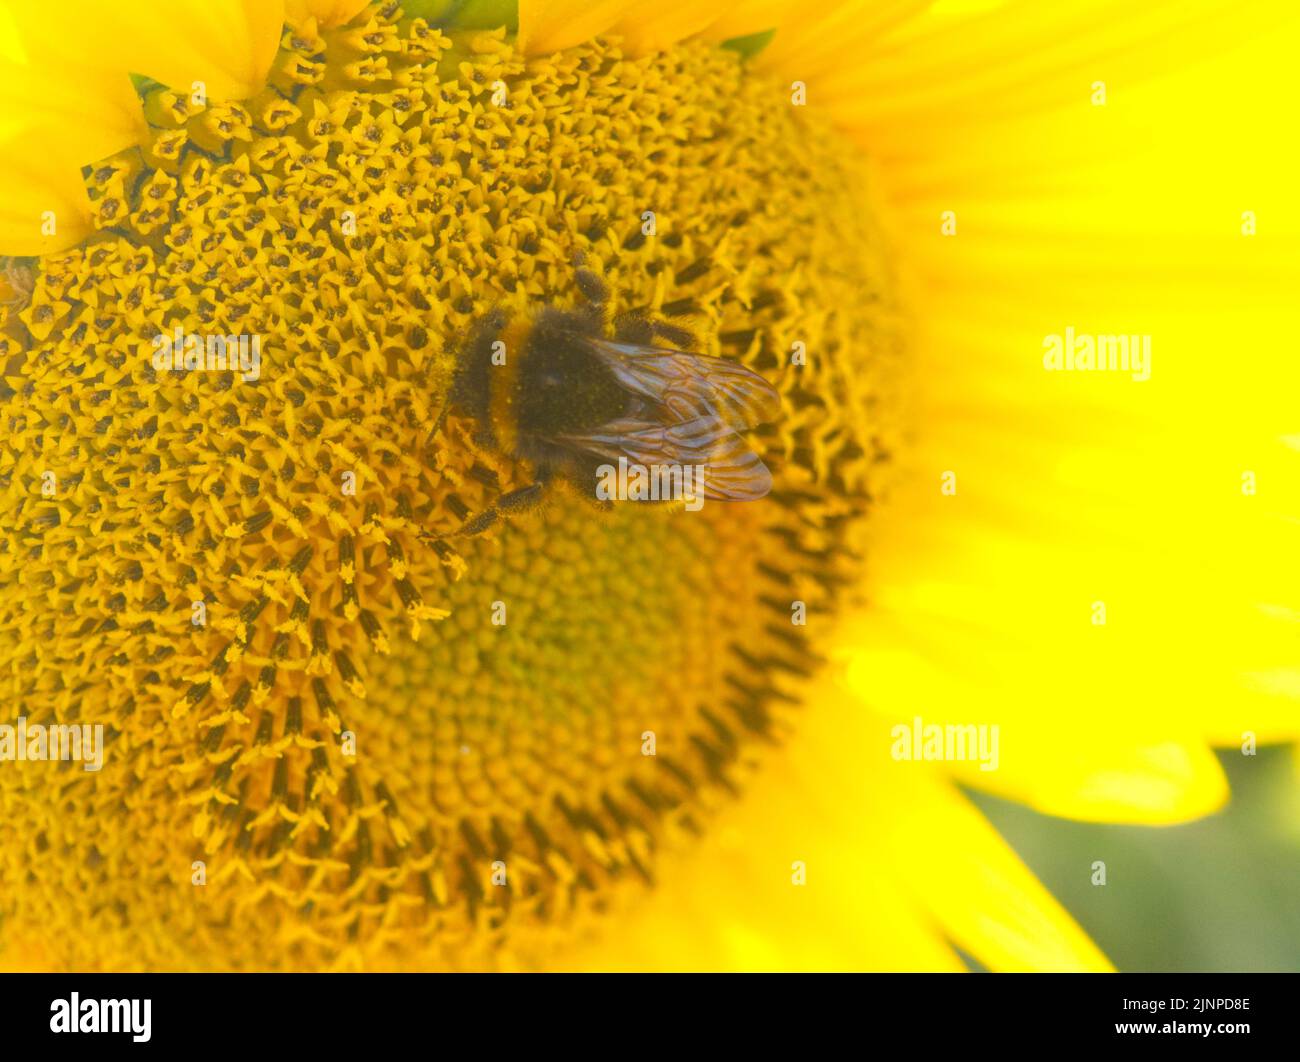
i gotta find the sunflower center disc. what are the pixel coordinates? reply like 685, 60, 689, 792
0, 7, 906, 969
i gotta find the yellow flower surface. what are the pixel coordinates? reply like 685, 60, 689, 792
0, 0, 1298, 972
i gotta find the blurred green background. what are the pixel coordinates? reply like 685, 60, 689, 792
967, 746, 1300, 971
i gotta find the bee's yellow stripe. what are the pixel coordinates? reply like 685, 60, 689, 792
488, 316, 531, 454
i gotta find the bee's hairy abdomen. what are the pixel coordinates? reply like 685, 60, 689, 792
485, 315, 534, 455
453, 309, 507, 442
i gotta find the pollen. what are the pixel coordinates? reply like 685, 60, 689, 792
0, 4, 905, 971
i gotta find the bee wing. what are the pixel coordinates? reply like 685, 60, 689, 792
558, 414, 773, 501
581, 337, 781, 430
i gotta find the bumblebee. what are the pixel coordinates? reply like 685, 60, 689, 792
435, 268, 781, 536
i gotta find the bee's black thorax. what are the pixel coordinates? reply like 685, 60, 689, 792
516, 309, 628, 437
453, 306, 628, 461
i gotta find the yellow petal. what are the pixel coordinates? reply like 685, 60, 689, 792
0, 1, 147, 152
604, 1, 732, 55
0, 128, 94, 254
0, 59, 145, 160
808, 0, 1298, 134
10, 0, 285, 100
845, 632, 1231, 824
881, 766, 1112, 971
555, 665, 1108, 971
802, 0, 1300, 831
518, 0, 634, 54
520, 0, 734, 55
757, 0, 933, 83
284, 0, 372, 28
698, 0, 791, 42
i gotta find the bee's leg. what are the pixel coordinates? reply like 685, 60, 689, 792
614, 308, 699, 351
452, 466, 555, 537
415, 464, 498, 543
417, 495, 511, 540
420, 401, 453, 463
617, 288, 702, 348
458, 509, 500, 536
574, 265, 611, 330
649, 319, 699, 350
575, 267, 609, 308
613, 310, 654, 344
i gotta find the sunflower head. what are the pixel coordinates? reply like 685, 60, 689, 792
8, 0, 1293, 976
0, 1, 908, 970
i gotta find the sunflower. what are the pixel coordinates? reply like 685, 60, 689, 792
0, 0, 1297, 972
